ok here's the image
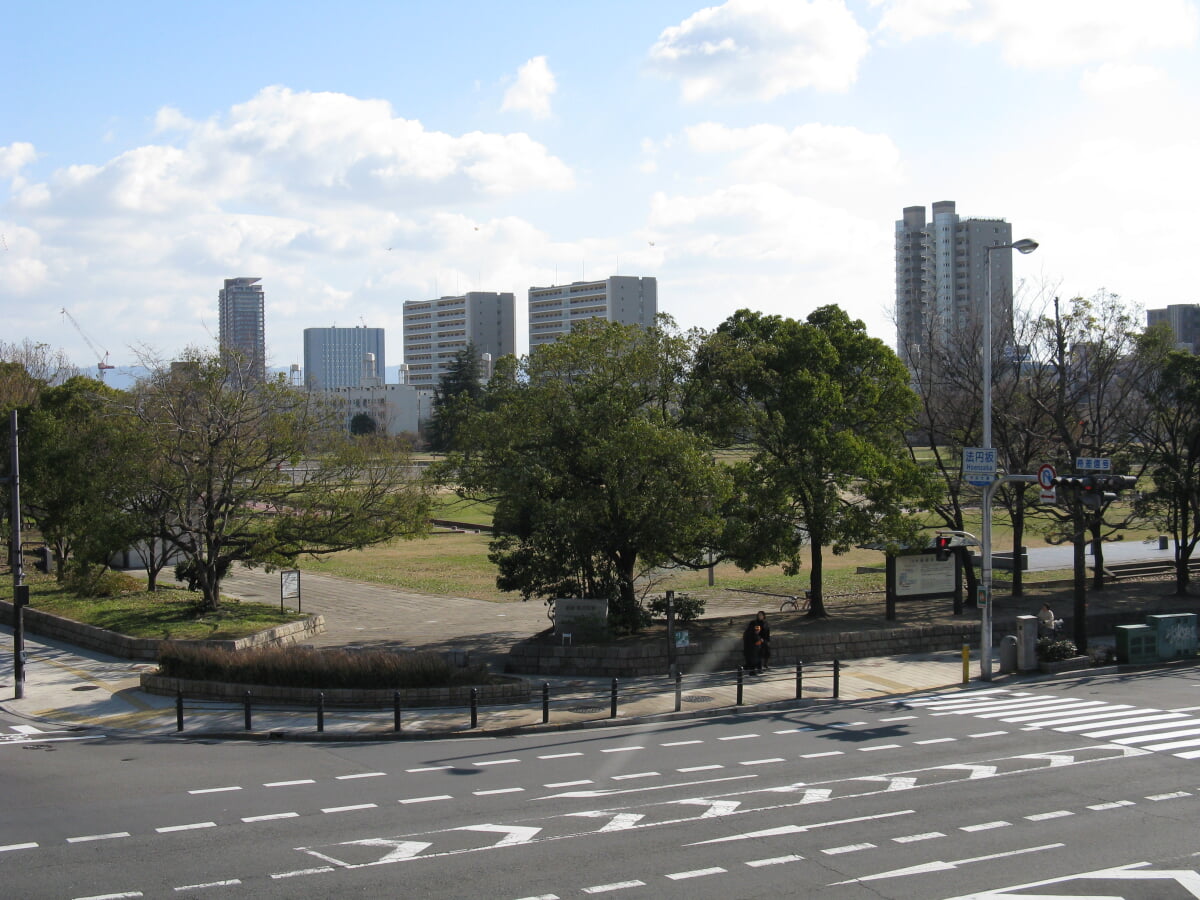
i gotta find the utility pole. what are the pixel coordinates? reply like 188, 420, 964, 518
2, 410, 27, 698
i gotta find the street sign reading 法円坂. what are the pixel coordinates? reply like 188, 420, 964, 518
962, 448, 997, 487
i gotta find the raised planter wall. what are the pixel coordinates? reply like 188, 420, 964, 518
141, 673, 529, 708
0, 599, 325, 661
506, 623, 981, 678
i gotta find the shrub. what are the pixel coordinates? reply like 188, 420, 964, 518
647, 593, 706, 624
1036, 636, 1080, 662
157, 643, 494, 689
63, 566, 142, 598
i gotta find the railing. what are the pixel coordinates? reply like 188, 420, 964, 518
172, 661, 843, 735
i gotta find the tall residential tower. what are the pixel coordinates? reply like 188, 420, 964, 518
218, 276, 266, 380
528, 275, 657, 350
401, 291, 516, 388
895, 201, 1016, 368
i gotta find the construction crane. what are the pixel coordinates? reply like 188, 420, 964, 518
61, 308, 115, 380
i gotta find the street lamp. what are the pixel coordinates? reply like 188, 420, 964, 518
980, 237, 1038, 681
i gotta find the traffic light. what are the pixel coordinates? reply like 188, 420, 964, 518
934, 534, 953, 561
1053, 473, 1138, 508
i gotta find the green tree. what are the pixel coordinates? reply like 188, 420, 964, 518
427, 343, 484, 452
690, 307, 933, 618
126, 350, 432, 612
445, 320, 729, 632
1132, 331, 1200, 595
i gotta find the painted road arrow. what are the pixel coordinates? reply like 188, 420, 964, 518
831, 842, 1063, 885
455, 824, 542, 847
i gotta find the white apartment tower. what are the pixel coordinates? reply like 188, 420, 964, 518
895, 201, 1016, 367
303, 326, 386, 390
401, 291, 516, 388
218, 276, 266, 381
528, 275, 657, 350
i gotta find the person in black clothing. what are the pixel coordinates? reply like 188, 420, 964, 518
755, 610, 771, 669
743, 620, 766, 674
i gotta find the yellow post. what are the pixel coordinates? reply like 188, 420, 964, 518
962, 644, 970, 684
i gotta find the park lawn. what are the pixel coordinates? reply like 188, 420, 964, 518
0, 574, 307, 640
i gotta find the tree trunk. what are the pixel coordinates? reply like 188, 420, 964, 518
806, 544, 828, 618
1090, 515, 1107, 592
1072, 535, 1088, 653
1011, 500, 1026, 597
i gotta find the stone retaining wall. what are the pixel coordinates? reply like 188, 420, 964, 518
141, 673, 530, 708
506, 623, 981, 677
0, 600, 325, 661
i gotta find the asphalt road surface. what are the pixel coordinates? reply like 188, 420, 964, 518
7, 668, 1200, 898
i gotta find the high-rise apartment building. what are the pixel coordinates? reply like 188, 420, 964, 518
401, 291, 516, 388
303, 326, 386, 390
528, 276, 657, 350
1147, 304, 1200, 353
218, 276, 266, 380
895, 202, 1016, 367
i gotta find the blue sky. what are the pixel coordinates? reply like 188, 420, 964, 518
3, 0, 1199, 377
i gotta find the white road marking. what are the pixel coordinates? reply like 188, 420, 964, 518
265, 779, 314, 787
336, 772, 385, 780
67, 832, 130, 843
746, 854, 805, 867
538, 752, 582, 759
474, 758, 520, 766
173, 880, 242, 891
474, 788, 525, 796
859, 744, 900, 752
512, 895, 559, 900
583, 881, 644, 894
740, 758, 785, 766
688, 809, 914, 845
1147, 791, 1191, 801
568, 811, 645, 831
242, 813, 298, 823
455, 824, 541, 846
773, 727, 813, 734
823, 843, 875, 855
73, 893, 142, 899
1076, 716, 1193, 737
661, 739, 703, 747
271, 868, 334, 879
406, 766, 451, 773
544, 779, 593, 788
677, 765, 722, 772
0, 842, 38, 852
601, 746, 642, 753
879, 715, 916, 722
969, 731, 1007, 738
1088, 800, 1135, 810
321, 803, 378, 813
399, 794, 453, 804
1026, 810, 1073, 821
800, 751, 843, 759
611, 772, 659, 781
718, 734, 758, 741
894, 832, 944, 843
832, 842, 1063, 884
156, 822, 216, 833
962, 821, 1010, 832
188, 786, 240, 794
11, 725, 43, 734
915, 737, 956, 744
667, 867, 726, 879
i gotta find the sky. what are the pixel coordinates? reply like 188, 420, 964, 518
2, 0, 1199, 381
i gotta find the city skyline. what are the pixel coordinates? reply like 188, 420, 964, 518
3, 1, 1198, 377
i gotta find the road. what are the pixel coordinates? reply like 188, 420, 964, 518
7, 668, 1200, 898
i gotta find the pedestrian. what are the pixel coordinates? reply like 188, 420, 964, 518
1038, 603, 1057, 636
755, 610, 772, 669
743, 620, 766, 674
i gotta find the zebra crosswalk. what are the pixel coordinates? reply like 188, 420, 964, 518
904, 689, 1200, 759
0, 724, 101, 746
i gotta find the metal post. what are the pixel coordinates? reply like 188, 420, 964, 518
470, 687, 478, 729
795, 661, 803, 700
393, 691, 402, 732
317, 692, 325, 733
176, 690, 184, 732
7, 410, 25, 699
736, 666, 744, 705
542, 682, 550, 724
243, 691, 252, 731
609, 678, 618, 719
832, 659, 840, 699
674, 670, 682, 712
962, 644, 970, 684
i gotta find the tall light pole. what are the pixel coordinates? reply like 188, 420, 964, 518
980, 237, 1038, 681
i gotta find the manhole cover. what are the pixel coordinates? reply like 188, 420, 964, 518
569, 705, 607, 713
682, 694, 714, 704
72, 685, 100, 692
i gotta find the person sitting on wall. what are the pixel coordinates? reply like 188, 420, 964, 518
743, 620, 766, 675
755, 610, 772, 669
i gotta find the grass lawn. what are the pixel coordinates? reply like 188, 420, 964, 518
0, 574, 307, 641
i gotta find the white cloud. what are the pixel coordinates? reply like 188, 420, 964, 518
0, 142, 38, 178
649, 0, 870, 101
1080, 62, 1170, 96
874, 0, 1199, 68
500, 56, 557, 119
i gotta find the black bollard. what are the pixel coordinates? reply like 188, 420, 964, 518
542, 682, 550, 725
470, 687, 478, 729
833, 658, 840, 699
674, 670, 683, 713
317, 692, 325, 733
176, 690, 184, 733
243, 691, 252, 731
610, 678, 618, 719
393, 691, 402, 733
736, 666, 744, 706
795, 661, 803, 700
